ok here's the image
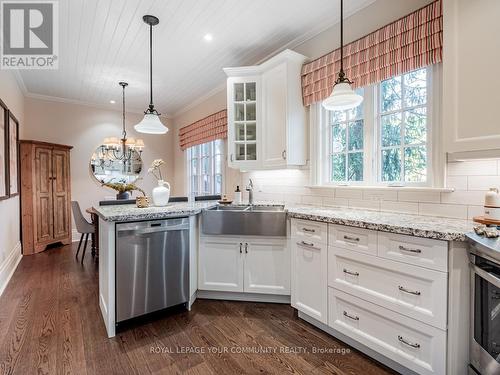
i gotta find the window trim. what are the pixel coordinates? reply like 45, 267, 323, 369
316, 65, 442, 188
186, 139, 225, 199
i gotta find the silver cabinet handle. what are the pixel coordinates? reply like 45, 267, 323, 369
343, 268, 359, 276
230, 154, 234, 162
398, 335, 420, 348
302, 227, 315, 233
398, 245, 422, 254
239, 243, 242, 254
398, 285, 421, 296
343, 311, 359, 321
344, 235, 360, 242
296, 241, 319, 251
245, 242, 248, 254
282, 150, 286, 160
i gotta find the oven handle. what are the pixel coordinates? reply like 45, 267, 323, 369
472, 263, 500, 289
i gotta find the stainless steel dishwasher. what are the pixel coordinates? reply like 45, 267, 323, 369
115, 217, 189, 323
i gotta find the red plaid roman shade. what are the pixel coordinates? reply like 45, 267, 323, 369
179, 109, 227, 150
301, 0, 442, 106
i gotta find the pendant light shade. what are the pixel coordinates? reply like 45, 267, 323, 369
135, 15, 168, 135
322, 0, 363, 112
322, 82, 363, 111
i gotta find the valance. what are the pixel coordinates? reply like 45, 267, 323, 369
179, 109, 227, 150
301, 0, 442, 106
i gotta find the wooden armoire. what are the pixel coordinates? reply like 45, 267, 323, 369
20, 140, 73, 254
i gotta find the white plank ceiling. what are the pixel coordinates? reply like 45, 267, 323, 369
18, 0, 375, 116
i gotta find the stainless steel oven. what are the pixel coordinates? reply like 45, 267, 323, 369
468, 233, 500, 375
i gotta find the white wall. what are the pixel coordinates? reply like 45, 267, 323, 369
23, 97, 174, 224
0, 71, 24, 295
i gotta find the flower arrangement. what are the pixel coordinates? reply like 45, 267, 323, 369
148, 159, 166, 181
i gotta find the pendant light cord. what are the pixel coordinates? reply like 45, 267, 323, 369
121, 82, 127, 140
340, 0, 344, 75
149, 23, 153, 110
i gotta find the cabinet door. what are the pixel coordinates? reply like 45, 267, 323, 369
262, 63, 287, 168
243, 238, 290, 295
291, 239, 328, 323
198, 237, 243, 292
227, 76, 260, 169
52, 149, 71, 240
34, 146, 54, 246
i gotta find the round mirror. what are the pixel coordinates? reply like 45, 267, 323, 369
90, 145, 143, 184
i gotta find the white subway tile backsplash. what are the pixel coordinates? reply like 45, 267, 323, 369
446, 176, 468, 190
322, 197, 348, 208
398, 191, 441, 203
440, 190, 485, 205
447, 160, 498, 176
381, 201, 419, 214
467, 176, 500, 191
348, 199, 380, 211
362, 189, 398, 201
467, 205, 484, 220
418, 203, 468, 219
335, 188, 363, 200
301, 195, 323, 206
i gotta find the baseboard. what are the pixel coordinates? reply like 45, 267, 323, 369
196, 290, 291, 304
0, 242, 22, 297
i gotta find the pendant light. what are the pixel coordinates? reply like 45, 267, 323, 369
322, 0, 363, 111
134, 15, 168, 134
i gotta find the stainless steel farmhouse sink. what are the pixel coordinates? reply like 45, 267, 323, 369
201, 205, 286, 236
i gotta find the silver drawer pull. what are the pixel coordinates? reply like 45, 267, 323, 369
343, 311, 359, 321
344, 235, 360, 242
398, 245, 422, 254
300, 240, 315, 247
343, 268, 359, 276
302, 227, 316, 233
398, 335, 420, 348
398, 285, 421, 296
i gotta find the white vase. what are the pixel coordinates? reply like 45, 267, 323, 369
152, 180, 170, 207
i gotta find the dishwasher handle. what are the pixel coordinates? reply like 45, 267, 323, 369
117, 223, 189, 235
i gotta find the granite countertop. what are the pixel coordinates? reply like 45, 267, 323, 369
287, 206, 473, 242
94, 201, 218, 222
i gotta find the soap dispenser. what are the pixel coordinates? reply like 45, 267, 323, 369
234, 186, 242, 204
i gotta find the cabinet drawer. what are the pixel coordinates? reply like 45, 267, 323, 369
328, 247, 447, 329
329, 288, 446, 375
378, 232, 448, 272
291, 219, 327, 245
328, 224, 377, 255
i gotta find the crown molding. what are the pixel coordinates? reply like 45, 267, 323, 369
12, 70, 28, 95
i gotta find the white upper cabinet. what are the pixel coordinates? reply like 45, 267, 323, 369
224, 49, 308, 170
443, 0, 500, 158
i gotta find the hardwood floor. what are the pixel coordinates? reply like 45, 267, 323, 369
0, 243, 397, 375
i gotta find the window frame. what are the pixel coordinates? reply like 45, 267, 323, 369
186, 139, 224, 199
319, 65, 440, 188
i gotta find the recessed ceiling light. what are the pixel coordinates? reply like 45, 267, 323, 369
109, 100, 116, 104
203, 33, 213, 42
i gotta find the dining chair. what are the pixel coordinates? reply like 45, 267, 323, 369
71, 201, 95, 263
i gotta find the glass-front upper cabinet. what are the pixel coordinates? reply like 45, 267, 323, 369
226, 76, 261, 169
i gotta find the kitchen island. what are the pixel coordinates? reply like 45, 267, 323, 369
94, 201, 217, 338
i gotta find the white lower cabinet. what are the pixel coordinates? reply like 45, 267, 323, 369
198, 237, 244, 292
329, 288, 446, 375
199, 236, 289, 295
291, 237, 328, 324
290, 218, 451, 375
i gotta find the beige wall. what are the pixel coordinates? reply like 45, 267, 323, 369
23, 97, 174, 224
0, 70, 25, 291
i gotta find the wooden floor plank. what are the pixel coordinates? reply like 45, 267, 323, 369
0, 244, 396, 375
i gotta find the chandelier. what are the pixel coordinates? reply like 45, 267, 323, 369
99, 82, 145, 167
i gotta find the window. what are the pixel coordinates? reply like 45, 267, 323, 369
324, 67, 433, 186
187, 139, 224, 198
329, 88, 365, 183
